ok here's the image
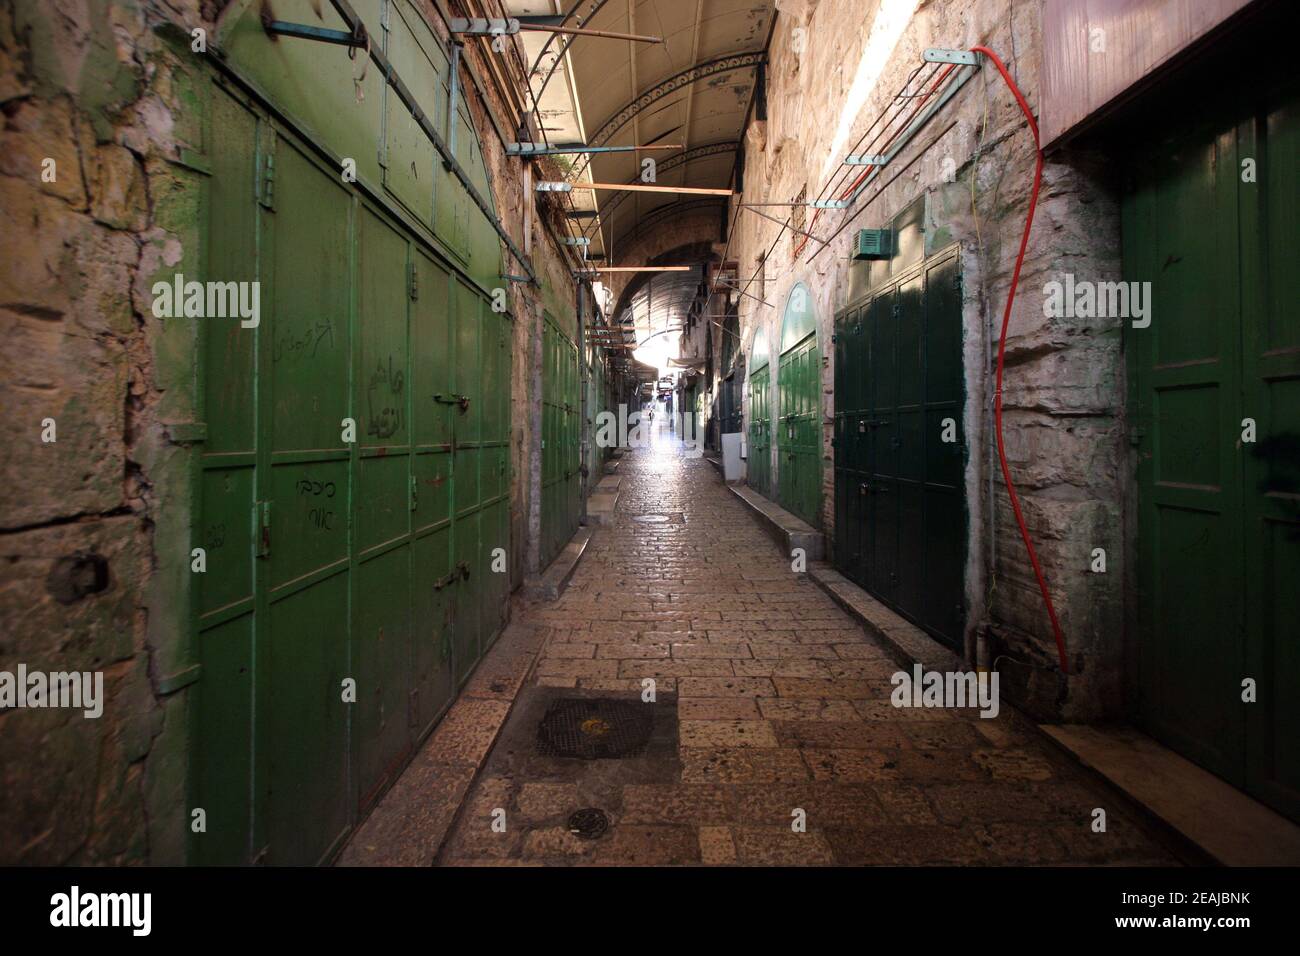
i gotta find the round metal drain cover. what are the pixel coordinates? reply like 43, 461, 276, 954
633, 514, 668, 523
536, 697, 655, 759
567, 808, 609, 840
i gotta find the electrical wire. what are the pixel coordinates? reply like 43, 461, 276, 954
970, 44, 1069, 674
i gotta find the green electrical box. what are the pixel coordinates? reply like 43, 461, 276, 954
852, 228, 894, 260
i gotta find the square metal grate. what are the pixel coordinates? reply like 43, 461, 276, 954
535, 697, 656, 759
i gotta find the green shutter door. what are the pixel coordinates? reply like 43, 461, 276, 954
192, 76, 510, 865
748, 366, 770, 496
1125, 74, 1300, 821
832, 248, 965, 649
778, 335, 821, 527
541, 314, 580, 568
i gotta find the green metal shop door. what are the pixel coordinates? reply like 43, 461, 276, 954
192, 75, 510, 865
832, 249, 965, 648
777, 284, 821, 526
1124, 71, 1300, 821
748, 364, 771, 496
541, 314, 581, 568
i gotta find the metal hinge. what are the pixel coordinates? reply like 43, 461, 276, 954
409, 261, 418, 300
409, 474, 418, 511
258, 151, 275, 209
255, 501, 271, 557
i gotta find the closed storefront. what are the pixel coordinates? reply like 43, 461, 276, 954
833, 248, 966, 649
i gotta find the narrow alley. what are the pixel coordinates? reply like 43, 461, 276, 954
2, 0, 1298, 927
348, 427, 1174, 866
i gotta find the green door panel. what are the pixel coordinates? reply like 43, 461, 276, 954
412, 526, 454, 737
748, 365, 770, 497
1126, 99, 1246, 787
192, 69, 511, 864
266, 576, 350, 866
356, 549, 413, 809
833, 249, 966, 649
191, 614, 253, 866
778, 334, 821, 527
777, 285, 822, 527
1242, 87, 1300, 817
1126, 73, 1300, 821
541, 314, 581, 568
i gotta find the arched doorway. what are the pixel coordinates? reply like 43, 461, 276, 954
778, 283, 821, 526
747, 326, 771, 496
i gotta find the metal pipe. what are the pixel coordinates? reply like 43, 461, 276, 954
576, 266, 693, 273
738, 202, 825, 244
519, 23, 662, 43
265, 21, 365, 46
561, 182, 735, 196
507, 143, 683, 155
446, 41, 461, 167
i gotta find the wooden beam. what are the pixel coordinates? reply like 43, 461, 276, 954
577, 181, 734, 196
576, 266, 693, 273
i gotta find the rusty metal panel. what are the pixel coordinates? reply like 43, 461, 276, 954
1040, 0, 1254, 147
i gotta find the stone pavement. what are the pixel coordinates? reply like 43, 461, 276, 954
426, 425, 1177, 865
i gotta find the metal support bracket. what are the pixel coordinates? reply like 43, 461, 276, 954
810, 199, 849, 209
844, 154, 888, 166
265, 21, 367, 47
923, 48, 979, 65
449, 17, 520, 36
536, 181, 573, 192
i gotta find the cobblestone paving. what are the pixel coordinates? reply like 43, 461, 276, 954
439, 425, 1177, 866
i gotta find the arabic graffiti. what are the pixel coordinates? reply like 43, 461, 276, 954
367, 355, 405, 439
273, 318, 335, 363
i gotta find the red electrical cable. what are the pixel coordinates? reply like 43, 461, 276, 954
970, 45, 1069, 674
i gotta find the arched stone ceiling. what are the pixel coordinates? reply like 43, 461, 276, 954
508, 0, 775, 261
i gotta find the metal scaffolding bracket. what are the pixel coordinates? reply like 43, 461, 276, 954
810, 199, 849, 209
536, 181, 574, 192
507, 142, 681, 156
324, 0, 536, 284
450, 17, 521, 36
264, 20, 366, 47
830, 53, 982, 206
450, 16, 660, 44
923, 48, 979, 65
559, 237, 591, 245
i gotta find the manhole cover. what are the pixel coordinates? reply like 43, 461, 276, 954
632, 513, 684, 524
633, 514, 668, 523
567, 808, 610, 840
536, 697, 655, 759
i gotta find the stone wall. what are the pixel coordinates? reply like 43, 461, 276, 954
0, 0, 211, 865
720, 0, 1128, 720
